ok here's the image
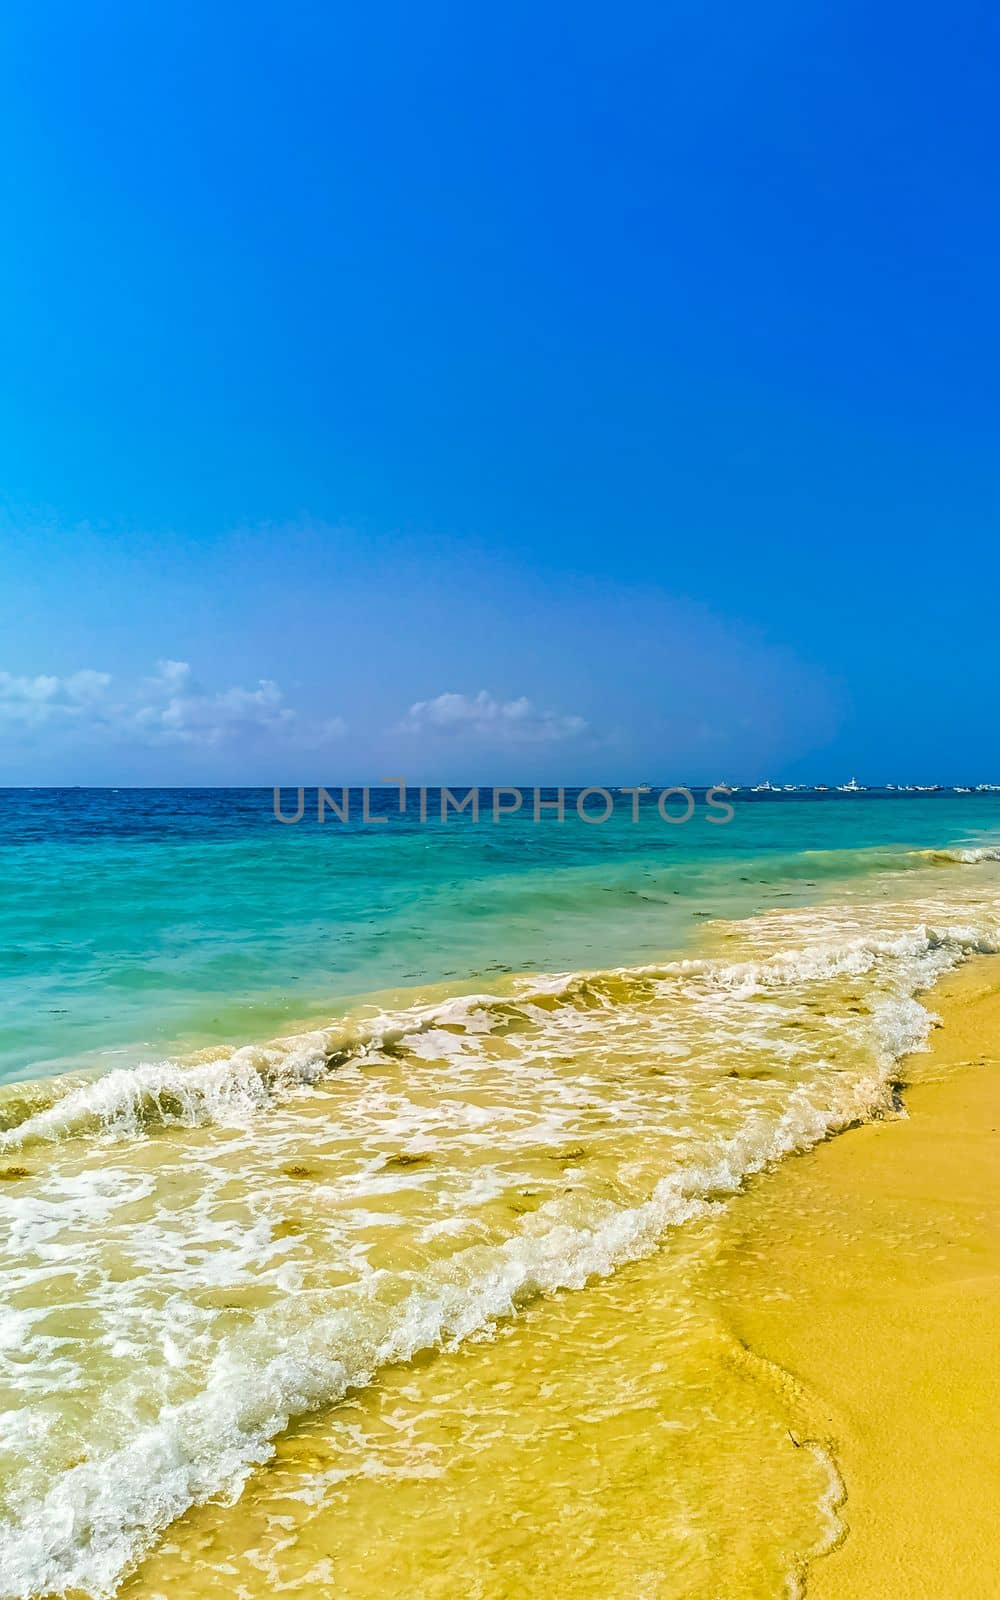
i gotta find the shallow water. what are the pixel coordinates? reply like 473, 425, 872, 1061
125, 1222, 840, 1600
2, 791, 1000, 1597
3, 786, 998, 1086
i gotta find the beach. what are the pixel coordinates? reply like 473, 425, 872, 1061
2, 791, 1000, 1598
118, 952, 1000, 1600
715, 954, 1000, 1598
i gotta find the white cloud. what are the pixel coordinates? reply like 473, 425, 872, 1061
0, 669, 113, 725
149, 659, 192, 694
133, 660, 296, 746
0, 661, 347, 748
399, 690, 587, 743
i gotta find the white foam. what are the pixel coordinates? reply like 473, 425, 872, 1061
937, 844, 1000, 863
0, 1038, 331, 1150
3, 911, 997, 1154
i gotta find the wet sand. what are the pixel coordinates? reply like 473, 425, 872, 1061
715, 955, 1000, 1598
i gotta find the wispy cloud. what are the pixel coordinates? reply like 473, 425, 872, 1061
0, 670, 113, 726
0, 661, 348, 748
2, 667, 588, 760
399, 690, 587, 743
132, 660, 296, 746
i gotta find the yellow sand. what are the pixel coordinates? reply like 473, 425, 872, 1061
714, 955, 1000, 1598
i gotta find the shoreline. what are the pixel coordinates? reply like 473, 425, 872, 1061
6, 898, 1000, 1598
712, 954, 1000, 1597
119, 955, 1000, 1600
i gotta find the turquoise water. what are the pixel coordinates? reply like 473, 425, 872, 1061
3, 787, 1000, 1086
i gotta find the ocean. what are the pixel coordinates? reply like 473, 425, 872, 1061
2, 787, 999, 1598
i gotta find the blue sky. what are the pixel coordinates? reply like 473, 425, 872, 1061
1, 1, 997, 784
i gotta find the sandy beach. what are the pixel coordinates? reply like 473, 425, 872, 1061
716, 955, 1000, 1597
120, 948, 1000, 1600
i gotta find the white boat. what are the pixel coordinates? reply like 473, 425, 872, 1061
751, 780, 779, 792
837, 776, 867, 793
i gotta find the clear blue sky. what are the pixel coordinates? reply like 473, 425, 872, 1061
1, 1, 997, 784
